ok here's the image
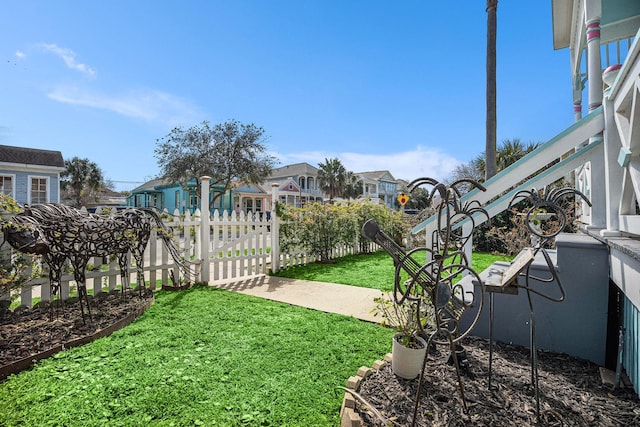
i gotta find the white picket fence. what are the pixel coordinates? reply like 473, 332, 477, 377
1, 196, 368, 308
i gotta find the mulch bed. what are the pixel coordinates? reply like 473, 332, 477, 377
353, 336, 640, 426
0, 289, 153, 380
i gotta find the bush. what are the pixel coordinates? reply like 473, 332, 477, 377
277, 201, 403, 263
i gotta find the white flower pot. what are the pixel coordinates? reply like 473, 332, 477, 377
391, 333, 428, 379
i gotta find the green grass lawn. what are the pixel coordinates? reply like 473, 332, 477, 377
1, 250, 512, 426
272, 251, 513, 291
0, 286, 393, 427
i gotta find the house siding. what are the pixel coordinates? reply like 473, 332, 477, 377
128, 180, 235, 215
624, 296, 640, 395
0, 169, 60, 204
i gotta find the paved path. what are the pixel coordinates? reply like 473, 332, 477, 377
212, 275, 384, 323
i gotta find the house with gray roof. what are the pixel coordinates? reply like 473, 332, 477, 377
356, 170, 398, 208
0, 145, 65, 205
263, 162, 325, 207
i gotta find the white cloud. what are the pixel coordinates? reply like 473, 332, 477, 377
275, 145, 461, 182
15, 50, 25, 59
38, 43, 96, 76
47, 85, 200, 125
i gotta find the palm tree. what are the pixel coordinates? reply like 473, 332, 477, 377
485, 0, 498, 180
497, 138, 537, 171
317, 158, 347, 200
60, 157, 105, 207
449, 138, 540, 189
343, 171, 363, 200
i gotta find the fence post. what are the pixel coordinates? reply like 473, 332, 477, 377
270, 183, 280, 274
200, 176, 211, 284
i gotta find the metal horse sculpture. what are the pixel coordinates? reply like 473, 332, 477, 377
3, 204, 192, 321
362, 177, 489, 424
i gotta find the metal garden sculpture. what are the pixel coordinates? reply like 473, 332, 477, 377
2, 204, 192, 322
362, 177, 489, 424
489, 186, 592, 419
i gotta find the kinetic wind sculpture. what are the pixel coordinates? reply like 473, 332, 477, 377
2, 204, 192, 321
362, 177, 489, 422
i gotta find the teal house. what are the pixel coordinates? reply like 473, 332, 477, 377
127, 178, 234, 215
126, 178, 269, 216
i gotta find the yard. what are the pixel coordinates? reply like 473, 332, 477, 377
0, 285, 393, 426
1, 251, 639, 426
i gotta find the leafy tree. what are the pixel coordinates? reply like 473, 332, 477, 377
395, 183, 430, 211
60, 157, 105, 207
410, 187, 430, 210
449, 160, 484, 186
155, 120, 276, 204
317, 158, 347, 200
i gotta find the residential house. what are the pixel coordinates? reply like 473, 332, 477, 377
127, 178, 271, 216
551, 0, 640, 392
411, 0, 640, 395
0, 145, 65, 205
263, 162, 324, 207
356, 170, 398, 208
231, 181, 270, 216
127, 178, 165, 211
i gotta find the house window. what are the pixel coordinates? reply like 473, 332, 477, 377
0, 175, 14, 196
30, 177, 48, 204
189, 192, 198, 209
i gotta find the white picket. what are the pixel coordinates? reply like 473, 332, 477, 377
4, 195, 375, 307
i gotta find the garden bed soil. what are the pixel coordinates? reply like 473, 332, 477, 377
352, 336, 640, 426
0, 289, 153, 380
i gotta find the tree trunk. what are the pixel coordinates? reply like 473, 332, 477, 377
485, 0, 498, 180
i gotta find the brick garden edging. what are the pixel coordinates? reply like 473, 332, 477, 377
340, 352, 393, 427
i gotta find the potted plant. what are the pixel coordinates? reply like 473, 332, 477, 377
372, 293, 428, 379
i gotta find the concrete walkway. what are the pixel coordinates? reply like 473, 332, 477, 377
211, 275, 384, 323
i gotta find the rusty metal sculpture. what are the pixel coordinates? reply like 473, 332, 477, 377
3, 204, 192, 321
362, 177, 489, 424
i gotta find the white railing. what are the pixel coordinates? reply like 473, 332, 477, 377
603, 27, 640, 237
412, 106, 605, 241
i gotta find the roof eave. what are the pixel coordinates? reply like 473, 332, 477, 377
552, 0, 573, 50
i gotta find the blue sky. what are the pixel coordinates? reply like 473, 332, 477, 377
1, 1, 573, 192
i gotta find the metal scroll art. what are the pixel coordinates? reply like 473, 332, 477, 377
494, 186, 591, 419
2, 204, 193, 322
361, 177, 489, 421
